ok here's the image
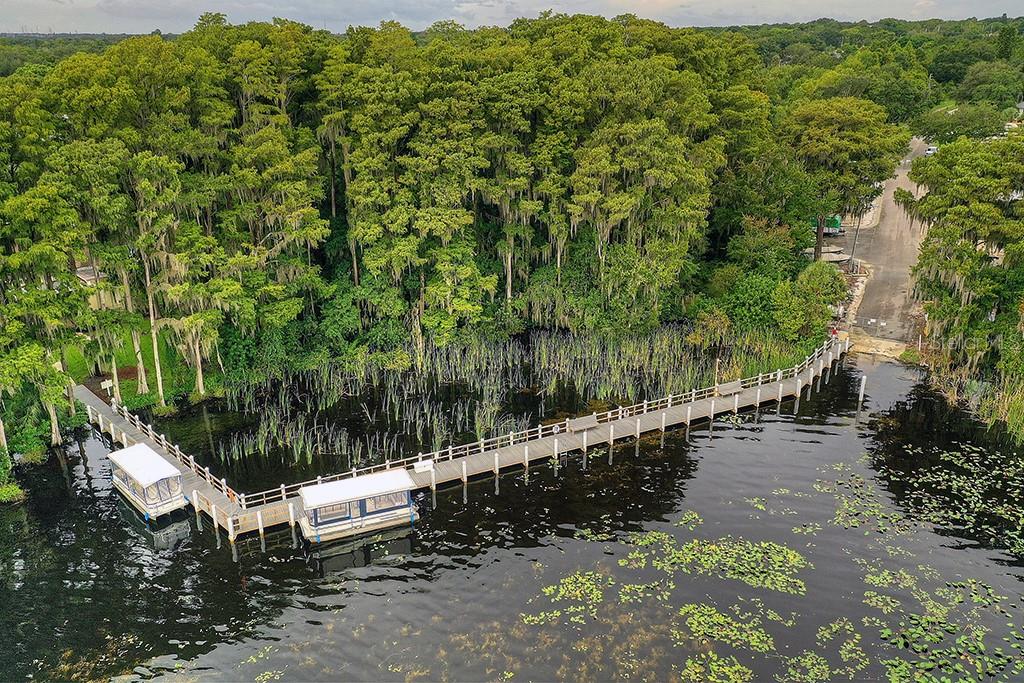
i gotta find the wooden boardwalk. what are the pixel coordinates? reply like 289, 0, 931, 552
80, 335, 850, 545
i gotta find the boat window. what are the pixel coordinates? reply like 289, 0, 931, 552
145, 484, 160, 503
365, 491, 408, 514
112, 466, 125, 483
130, 481, 143, 498
167, 477, 181, 496
157, 479, 172, 501
317, 502, 352, 525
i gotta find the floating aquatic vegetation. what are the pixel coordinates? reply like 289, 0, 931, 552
676, 510, 703, 530
626, 532, 811, 595
674, 603, 775, 653
521, 570, 616, 626
679, 652, 753, 683
872, 443, 1024, 557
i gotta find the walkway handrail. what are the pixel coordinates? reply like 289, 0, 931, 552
108, 401, 243, 506
239, 335, 849, 509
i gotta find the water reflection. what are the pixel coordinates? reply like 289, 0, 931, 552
2, 356, 1024, 680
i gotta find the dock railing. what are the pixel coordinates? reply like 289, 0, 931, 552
104, 401, 243, 506
237, 335, 849, 510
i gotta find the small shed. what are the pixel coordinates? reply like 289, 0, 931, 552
299, 469, 418, 543
109, 443, 186, 520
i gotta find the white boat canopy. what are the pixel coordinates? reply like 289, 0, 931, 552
108, 443, 181, 487
300, 469, 416, 510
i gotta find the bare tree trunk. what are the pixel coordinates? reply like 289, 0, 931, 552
143, 257, 166, 407
349, 238, 359, 286
45, 401, 62, 447
111, 353, 122, 404
59, 350, 75, 417
120, 267, 149, 394
329, 139, 337, 219
814, 215, 825, 261
505, 250, 513, 300
131, 330, 148, 394
193, 336, 205, 396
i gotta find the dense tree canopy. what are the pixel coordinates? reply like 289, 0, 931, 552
22, 11, 1023, 468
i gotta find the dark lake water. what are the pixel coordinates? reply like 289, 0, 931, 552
2, 354, 1023, 681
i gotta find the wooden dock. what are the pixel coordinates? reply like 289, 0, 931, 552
79, 335, 850, 545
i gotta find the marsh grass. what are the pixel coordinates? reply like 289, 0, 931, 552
211, 326, 819, 471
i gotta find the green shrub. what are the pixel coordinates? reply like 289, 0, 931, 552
0, 483, 25, 504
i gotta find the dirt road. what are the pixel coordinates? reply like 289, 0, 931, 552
836, 137, 928, 341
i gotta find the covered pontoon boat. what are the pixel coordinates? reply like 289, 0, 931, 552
108, 443, 186, 520
299, 469, 418, 543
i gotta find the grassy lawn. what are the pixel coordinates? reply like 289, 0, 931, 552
64, 322, 222, 409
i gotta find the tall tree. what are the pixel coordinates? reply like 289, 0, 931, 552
785, 96, 909, 260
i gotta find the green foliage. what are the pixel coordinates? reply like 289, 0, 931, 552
901, 134, 1024, 436
916, 103, 1009, 143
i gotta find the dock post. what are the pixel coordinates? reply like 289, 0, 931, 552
97, 412, 103, 432
709, 399, 715, 437
685, 406, 692, 442
635, 418, 640, 439
778, 382, 783, 403
733, 394, 739, 413
221, 477, 228, 494
523, 445, 529, 470
280, 484, 286, 502
257, 510, 265, 542
430, 467, 436, 493
462, 460, 468, 483
239, 493, 246, 510
211, 503, 218, 531
858, 375, 867, 405
583, 429, 588, 454
661, 412, 666, 432
493, 451, 499, 476
609, 424, 614, 445
288, 502, 296, 528
193, 490, 200, 523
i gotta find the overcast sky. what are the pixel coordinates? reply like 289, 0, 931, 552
2, 0, 1019, 35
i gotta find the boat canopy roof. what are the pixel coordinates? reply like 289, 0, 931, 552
300, 469, 416, 509
108, 443, 181, 488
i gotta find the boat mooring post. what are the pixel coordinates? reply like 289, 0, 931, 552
608, 424, 615, 465
288, 502, 296, 528
858, 375, 867, 405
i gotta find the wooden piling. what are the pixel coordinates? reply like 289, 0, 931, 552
257, 510, 265, 541
858, 375, 867, 404
288, 502, 296, 528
